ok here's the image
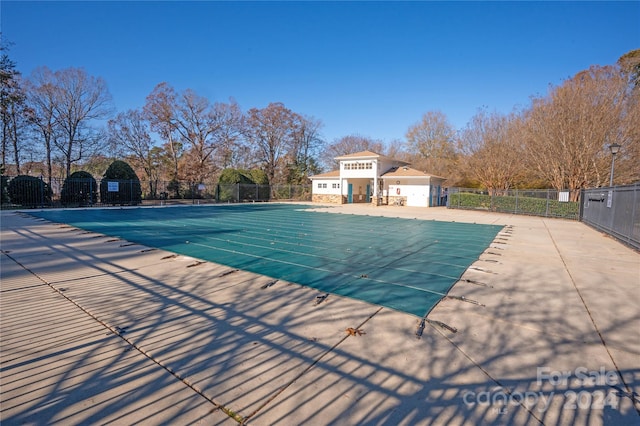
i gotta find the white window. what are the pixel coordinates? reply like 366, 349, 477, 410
332, 183, 339, 189
343, 161, 372, 170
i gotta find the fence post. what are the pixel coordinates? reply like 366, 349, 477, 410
39, 176, 44, 208
545, 189, 550, 217
515, 189, 519, 214
632, 186, 639, 246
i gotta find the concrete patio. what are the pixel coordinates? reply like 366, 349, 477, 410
1, 204, 638, 425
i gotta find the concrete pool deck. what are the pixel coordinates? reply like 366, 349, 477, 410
1, 204, 638, 425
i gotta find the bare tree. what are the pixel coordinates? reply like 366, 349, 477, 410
245, 102, 300, 184
321, 134, 385, 170
24, 67, 59, 184
144, 83, 240, 184
459, 108, 525, 194
210, 99, 245, 170
287, 115, 324, 183
385, 138, 410, 161
172, 89, 221, 183
522, 65, 636, 198
618, 48, 640, 88
617, 49, 640, 183
48, 67, 112, 178
1, 40, 27, 174
144, 82, 182, 184
107, 109, 160, 196
405, 110, 457, 177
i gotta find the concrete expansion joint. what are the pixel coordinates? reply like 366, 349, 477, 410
543, 219, 640, 418
242, 306, 384, 423
2, 246, 233, 420
428, 319, 546, 425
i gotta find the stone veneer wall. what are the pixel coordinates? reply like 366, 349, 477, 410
388, 195, 407, 206
313, 194, 410, 206
312, 194, 343, 204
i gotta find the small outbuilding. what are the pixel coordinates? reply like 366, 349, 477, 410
309, 151, 447, 207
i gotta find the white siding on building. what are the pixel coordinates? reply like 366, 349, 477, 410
313, 179, 341, 195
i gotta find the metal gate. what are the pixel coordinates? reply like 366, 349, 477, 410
581, 184, 640, 250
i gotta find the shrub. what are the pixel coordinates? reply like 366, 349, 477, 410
449, 191, 579, 219
60, 171, 98, 206
167, 179, 182, 199
99, 160, 142, 205
1, 174, 9, 205
448, 192, 492, 210
217, 168, 270, 202
218, 168, 254, 185
6, 175, 52, 207
247, 169, 269, 185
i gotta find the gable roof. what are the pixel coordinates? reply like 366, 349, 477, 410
308, 170, 340, 180
333, 150, 381, 160
334, 150, 410, 166
334, 150, 398, 161
381, 166, 446, 180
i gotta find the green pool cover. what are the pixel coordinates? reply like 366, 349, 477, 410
30, 204, 503, 317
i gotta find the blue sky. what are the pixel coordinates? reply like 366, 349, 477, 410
2, 1, 639, 144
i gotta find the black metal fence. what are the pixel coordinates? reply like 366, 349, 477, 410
447, 185, 639, 249
581, 184, 639, 250
0, 175, 312, 209
447, 188, 581, 219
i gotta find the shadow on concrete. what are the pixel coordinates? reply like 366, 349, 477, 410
1, 212, 639, 425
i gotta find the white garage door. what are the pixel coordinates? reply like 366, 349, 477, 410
406, 187, 429, 207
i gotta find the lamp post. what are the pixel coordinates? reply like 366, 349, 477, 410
608, 143, 621, 187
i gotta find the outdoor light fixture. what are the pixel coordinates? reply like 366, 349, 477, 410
608, 143, 621, 187
609, 143, 621, 156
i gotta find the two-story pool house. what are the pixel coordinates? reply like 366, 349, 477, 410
309, 151, 447, 207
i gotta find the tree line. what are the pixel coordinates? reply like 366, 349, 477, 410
2, 40, 638, 201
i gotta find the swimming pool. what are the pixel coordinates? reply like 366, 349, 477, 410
30, 204, 503, 317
